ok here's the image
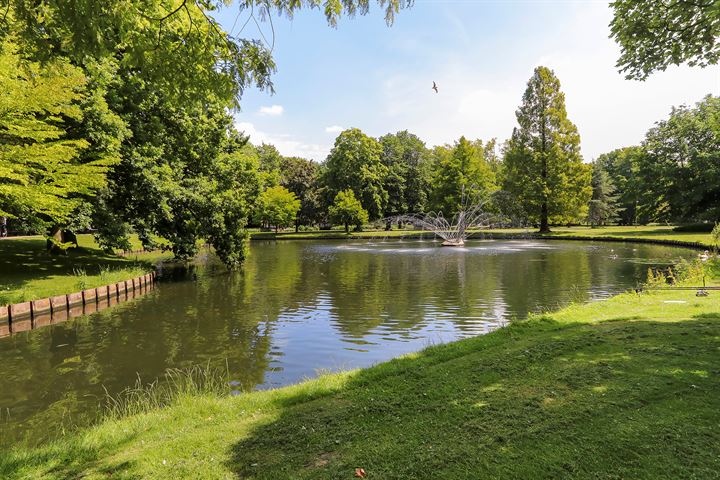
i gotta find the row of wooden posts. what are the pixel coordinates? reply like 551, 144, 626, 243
0, 272, 157, 337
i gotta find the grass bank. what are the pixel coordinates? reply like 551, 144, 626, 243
0, 235, 171, 305
2, 282, 719, 479
251, 225, 717, 249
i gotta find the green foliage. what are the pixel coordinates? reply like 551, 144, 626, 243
598, 95, 720, 226
4, 0, 411, 105
595, 146, 645, 225
503, 66, 591, 232
429, 136, 496, 215
255, 186, 301, 232
256, 143, 282, 187
610, 0, 720, 80
713, 222, 720, 248
89, 65, 263, 268
0, 38, 114, 227
199, 143, 263, 268
322, 128, 388, 219
280, 156, 321, 228
587, 162, 619, 227
379, 130, 430, 216
639, 95, 720, 223
329, 189, 369, 233
2, 0, 411, 267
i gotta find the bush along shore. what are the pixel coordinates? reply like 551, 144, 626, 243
2, 259, 719, 479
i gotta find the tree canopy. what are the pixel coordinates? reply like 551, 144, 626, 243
255, 185, 301, 233
429, 137, 496, 216
379, 130, 430, 216
503, 66, 591, 232
322, 128, 388, 220
610, 0, 720, 80
2, 0, 412, 104
329, 189, 369, 233
0, 38, 113, 229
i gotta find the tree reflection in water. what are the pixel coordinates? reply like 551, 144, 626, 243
0, 239, 693, 446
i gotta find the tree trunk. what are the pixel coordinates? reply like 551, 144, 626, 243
295, 220, 299, 233
0, 216, 6, 237
47, 226, 65, 254
344, 223, 349, 234
539, 105, 551, 234
539, 202, 550, 233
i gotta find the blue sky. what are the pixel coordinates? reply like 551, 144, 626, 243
213, 0, 719, 162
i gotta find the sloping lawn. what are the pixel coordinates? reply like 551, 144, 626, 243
0, 235, 170, 305
2, 286, 718, 479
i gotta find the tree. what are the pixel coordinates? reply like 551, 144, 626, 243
280, 156, 321, 231
637, 95, 720, 222
587, 162, 619, 227
4, 1, 411, 105
2, 0, 410, 265
91, 68, 264, 267
379, 130, 430, 217
256, 143, 282, 187
429, 137, 497, 215
503, 66, 591, 232
0, 38, 114, 238
610, 0, 720, 80
329, 189, 369, 233
322, 128, 387, 219
255, 186, 301, 233
200, 141, 264, 267
596, 146, 645, 225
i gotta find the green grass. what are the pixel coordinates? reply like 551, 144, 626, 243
251, 224, 717, 247
2, 284, 719, 479
0, 235, 171, 305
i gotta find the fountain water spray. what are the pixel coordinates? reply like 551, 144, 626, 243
396, 194, 497, 247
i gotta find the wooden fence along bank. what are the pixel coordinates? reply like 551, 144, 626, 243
0, 272, 157, 338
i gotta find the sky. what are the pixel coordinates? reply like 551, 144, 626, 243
213, 0, 720, 162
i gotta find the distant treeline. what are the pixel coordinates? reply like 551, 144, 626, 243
1, 0, 717, 267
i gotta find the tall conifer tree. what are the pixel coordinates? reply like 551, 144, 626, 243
503, 66, 591, 232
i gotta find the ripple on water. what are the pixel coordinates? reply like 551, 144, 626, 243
0, 238, 698, 447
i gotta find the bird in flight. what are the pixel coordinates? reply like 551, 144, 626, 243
432, 81, 438, 93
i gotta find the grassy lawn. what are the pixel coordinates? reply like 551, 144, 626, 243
0, 235, 171, 305
252, 225, 717, 248
2, 284, 719, 479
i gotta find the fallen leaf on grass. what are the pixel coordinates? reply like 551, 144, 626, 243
355, 467, 366, 478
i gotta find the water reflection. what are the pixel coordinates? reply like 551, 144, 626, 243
0, 239, 694, 446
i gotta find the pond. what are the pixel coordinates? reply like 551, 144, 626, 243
0, 239, 696, 446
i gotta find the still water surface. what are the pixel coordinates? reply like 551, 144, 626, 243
0, 239, 695, 445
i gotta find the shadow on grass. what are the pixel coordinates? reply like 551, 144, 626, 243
548, 227, 695, 239
226, 317, 720, 479
1, 316, 718, 479
0, 238, 150, 298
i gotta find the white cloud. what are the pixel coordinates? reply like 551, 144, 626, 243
235, 121, 330, 161
258, 105, 284, 116
324, 125, 345, 134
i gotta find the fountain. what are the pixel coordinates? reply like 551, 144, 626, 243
396, 195, 496, 247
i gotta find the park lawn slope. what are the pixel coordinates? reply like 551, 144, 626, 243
0, 235, 171, 305
2, 286, 719, 479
